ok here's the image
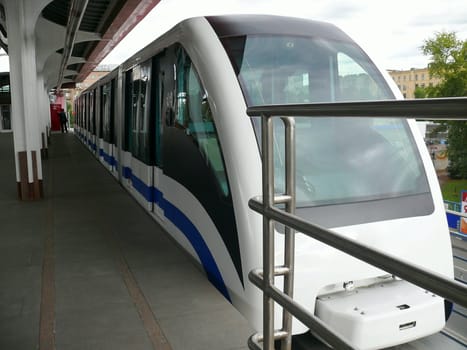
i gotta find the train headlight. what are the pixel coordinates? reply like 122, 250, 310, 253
343, 281, 355, 291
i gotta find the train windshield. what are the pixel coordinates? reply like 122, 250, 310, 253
221, 35, 430, 209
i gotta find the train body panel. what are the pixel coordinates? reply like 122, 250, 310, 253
73, 15, 454, 349
157, 170, 244, 302
178, 17, 265, 325
130, 157, 154, 211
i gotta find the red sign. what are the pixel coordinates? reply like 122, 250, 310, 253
50, 104, 62, 131
461, 191, 467, 234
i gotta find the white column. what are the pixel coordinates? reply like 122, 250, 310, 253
4, 0, 44, 199
36, 73, 49, 160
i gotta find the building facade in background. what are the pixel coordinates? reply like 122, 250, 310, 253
387, 67, 441, 99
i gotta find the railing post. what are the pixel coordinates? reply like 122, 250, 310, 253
262, 113, 275, 350
247, 98, 467, 350
280, 117, 296, 350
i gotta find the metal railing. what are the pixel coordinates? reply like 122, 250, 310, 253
446, 209, 467, 238
246, 97, 467, 350
444, 200, 462, 212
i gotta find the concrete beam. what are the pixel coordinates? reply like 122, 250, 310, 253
76, 0, 160, 82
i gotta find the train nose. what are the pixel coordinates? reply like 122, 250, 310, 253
314, 279, 445, 349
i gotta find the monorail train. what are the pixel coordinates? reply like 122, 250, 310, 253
74, 15, 454, 349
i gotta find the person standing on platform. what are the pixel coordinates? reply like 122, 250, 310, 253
59, 108, 68, 133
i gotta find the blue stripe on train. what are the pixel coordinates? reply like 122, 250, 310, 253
99, 148, 117, 167
125, 171, 231, 301
122, 166, 132, 179
155, 188, 231, 302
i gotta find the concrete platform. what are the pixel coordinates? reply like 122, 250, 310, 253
0, 132, 253, 350
0, 131, 465, 350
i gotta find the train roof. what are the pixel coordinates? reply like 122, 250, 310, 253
79, 14, 356, 95
206, 14, 353, 42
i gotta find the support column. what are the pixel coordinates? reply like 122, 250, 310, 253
37, 74, 49, 159
5, 0, 45, 200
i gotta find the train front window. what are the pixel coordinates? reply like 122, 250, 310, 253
222, 34, 430, 209
266, 117, 429, 207
222, 35, 391, 105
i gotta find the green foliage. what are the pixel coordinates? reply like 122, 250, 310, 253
414, 86, 427, 98
446, 121, 467, 178
441, 179, 467, 202
427, 123, 448, 138
421, 31, 467, 179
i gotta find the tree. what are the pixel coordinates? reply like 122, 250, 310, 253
421, 31, 467, 179
414, 86, 427, 98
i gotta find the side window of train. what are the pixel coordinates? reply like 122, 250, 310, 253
110, 79, 116, 145
100, 85, 105, 140
89, 91, 94, 133
336, 52, 387, 101
129, 61, 153, 164
102, 82, 112, 142
91, 90, 96, 133
123, 70, 132, 151
175, 48, 230, 197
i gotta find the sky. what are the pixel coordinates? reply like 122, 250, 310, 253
100, 0, 467, 71
0, 0, 466, 72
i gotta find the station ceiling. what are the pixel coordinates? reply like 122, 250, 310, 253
1, 0, 161, 89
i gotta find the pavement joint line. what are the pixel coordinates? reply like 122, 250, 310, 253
39, 199, 56, 350
106, 230, 173, 350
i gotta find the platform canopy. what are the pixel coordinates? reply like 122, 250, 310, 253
0, 0, 161, 201
0, 0, 160, 90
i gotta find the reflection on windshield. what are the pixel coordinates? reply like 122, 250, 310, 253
262, 117, 429, 207
224, 34, 430, 207
222, 35, 392, 105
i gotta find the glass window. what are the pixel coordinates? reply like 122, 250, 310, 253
222, 33, 430, 208
337, 52, 388, 101
102, 82, 111, 142
129, 61, 152, 163
222, 35, 391, 105
1, 105, 11, 130
258, 116, 430, 207
124, 70, 133, 151
176, 52, 230, 197
92, 90, 97, 134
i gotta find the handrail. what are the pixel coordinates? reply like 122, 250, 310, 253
246, 97, 467, 119
446, 209, 467, 218
247, 97, 467, 350
249, 199, 467, 307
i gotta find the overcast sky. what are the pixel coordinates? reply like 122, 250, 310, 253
100, 0, 467, 71
0, 0, 465, 73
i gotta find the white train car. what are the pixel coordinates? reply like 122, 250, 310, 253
74, 15, 454, 349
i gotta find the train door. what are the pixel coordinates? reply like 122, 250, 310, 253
109, 79, 117, 177
124, 60, 154, 211
151, 54, 164, 219
86, 91, 94, 151
161, 45, 242, 292
97, 85, 104, 164
101, 82, 112, 171
91, 89, 97, 155
87, 90, 96, 153
122, 70, 133, 185
85, 93, 90, 145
